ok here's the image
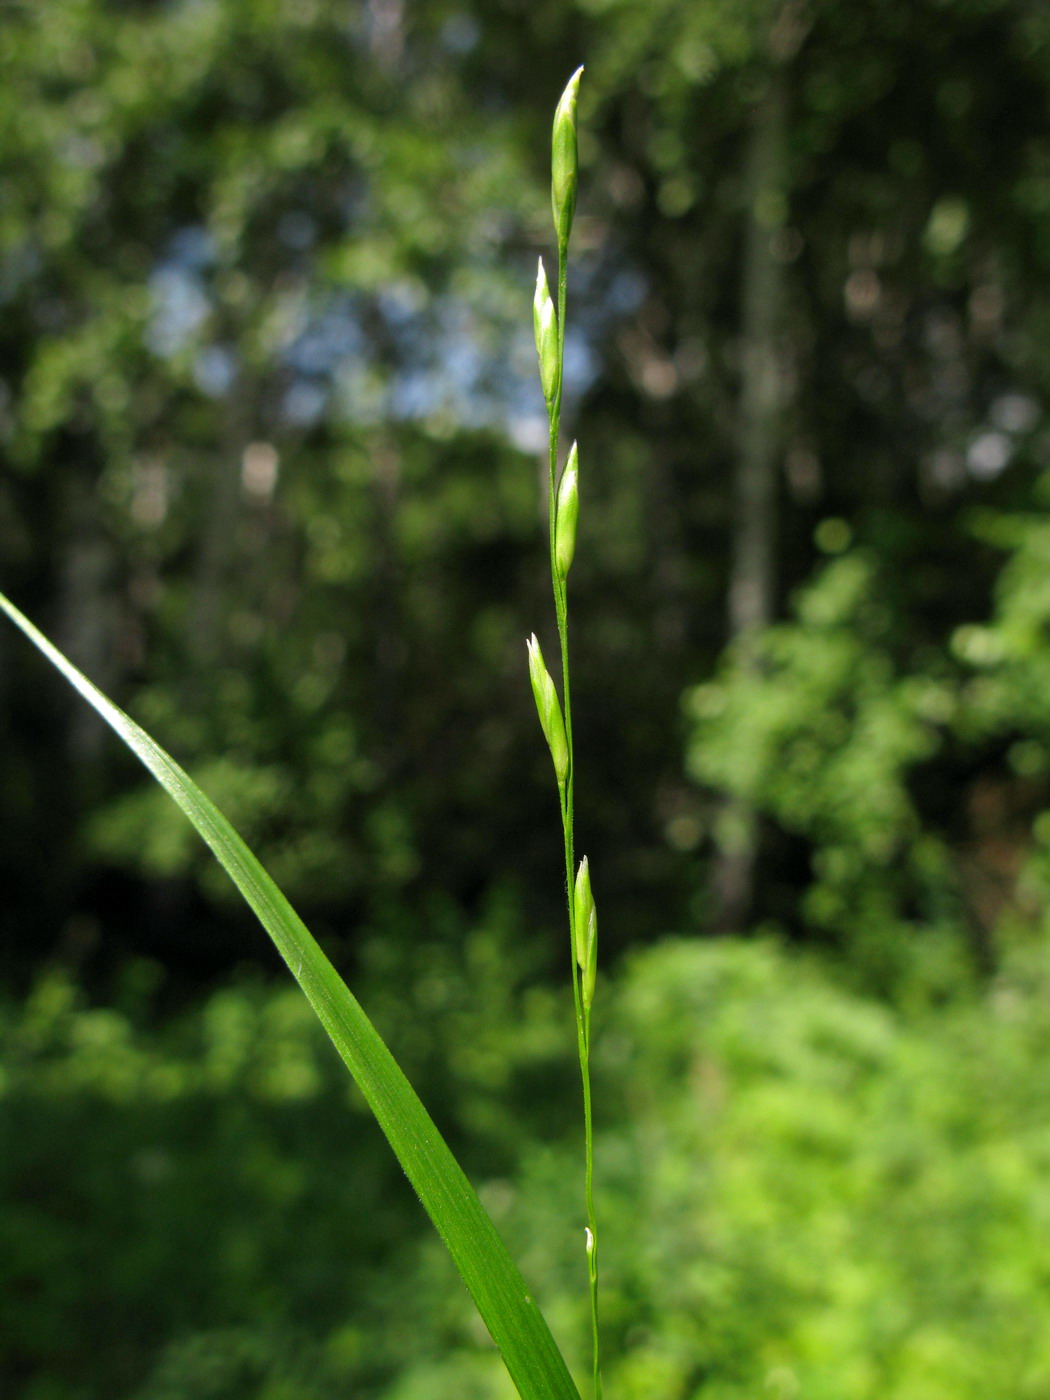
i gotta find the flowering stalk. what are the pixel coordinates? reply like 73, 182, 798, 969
527, 65, 601, 1400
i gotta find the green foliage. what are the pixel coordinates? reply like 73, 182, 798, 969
596, 937, 1050, 1399
685, 549, 961, 991
10, 0, 1050, 1389
9, 936, 1050, 1399
0, 589, 580, 1400
0, 0, 558, 966
685, 476, 1050, 994
948, 485, 1050, 944
0, 895, 575, 1400
953, 484, 1050, 746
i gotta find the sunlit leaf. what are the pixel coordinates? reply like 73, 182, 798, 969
0, 588, 581, 1400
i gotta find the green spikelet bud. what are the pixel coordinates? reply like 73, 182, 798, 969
533, 258, 558, 407
552, 66, 583, 247
555, 442, 579, 580
573, 856, 597, 1010
527, 633, 568, 786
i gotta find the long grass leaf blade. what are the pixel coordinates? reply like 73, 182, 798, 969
0, 590, 581, 1400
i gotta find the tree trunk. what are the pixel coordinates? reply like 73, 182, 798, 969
710, 32, 795, 931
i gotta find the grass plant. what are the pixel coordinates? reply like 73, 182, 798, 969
0, 70, 595, 1400
527, 64, 603, 1400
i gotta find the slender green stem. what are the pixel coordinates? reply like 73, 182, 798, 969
537, 66, 599, 1397
548, 228, 601, 1400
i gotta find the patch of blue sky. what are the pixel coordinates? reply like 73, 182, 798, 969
145, 264, 210, 358
376, 280, 427, 328
165, 225, 216, 270
143, 217, 642, 443
283, 380, 329, 428
193, 345, 237, 398
285, 303, 365, 377
388, 368, 441, 421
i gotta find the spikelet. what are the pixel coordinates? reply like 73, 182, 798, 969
526, 633, 568, 786
552, 66, 583, 247
555, 442, 579, 580
533, 258, 558, 407
573, 856, 597, 1010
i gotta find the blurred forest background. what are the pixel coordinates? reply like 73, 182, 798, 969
7, 0, 1050, 1396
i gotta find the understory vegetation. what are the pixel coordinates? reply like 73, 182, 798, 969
7, 925, 1050, 1400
